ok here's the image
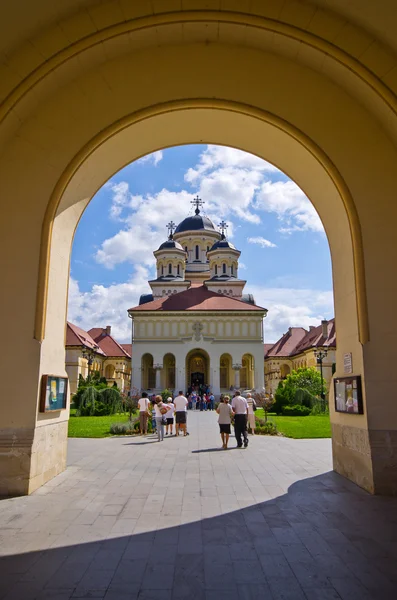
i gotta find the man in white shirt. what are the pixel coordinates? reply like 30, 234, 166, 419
174, 390, 188, 436
138, 392, 149, 435
231, 390, 249, 448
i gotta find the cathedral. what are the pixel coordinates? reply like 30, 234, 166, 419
128, 198, 267, 397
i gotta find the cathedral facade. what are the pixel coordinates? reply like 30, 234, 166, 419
128, 199, 267, 397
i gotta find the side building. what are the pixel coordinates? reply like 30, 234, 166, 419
65, 322, 131, 395
264, 319, 336, 395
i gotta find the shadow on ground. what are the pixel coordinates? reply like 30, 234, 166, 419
1, 472, 397, 599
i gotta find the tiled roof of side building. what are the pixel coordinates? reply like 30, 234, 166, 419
121, 344, 132, 357
88, 327, 131, 358
66, 322, 106, 355
265, 328, 308, 358
264, 343, 274, 357
294, 319, 336, 353
129, 285, 266, 312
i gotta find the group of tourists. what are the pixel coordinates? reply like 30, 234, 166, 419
137, 391, 189, 442
137, 389, 256, 448
187, 390, 215, 411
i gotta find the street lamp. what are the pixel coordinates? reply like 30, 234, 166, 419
81, 345, 99, 380
314, 348, 328, 403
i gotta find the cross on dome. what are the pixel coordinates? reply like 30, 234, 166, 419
219, 220, 228, 238
191, 195, 204, 215
167, 220, 176, 238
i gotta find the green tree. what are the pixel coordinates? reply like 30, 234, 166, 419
285, 367, 323, 397
273, 367, 323, 414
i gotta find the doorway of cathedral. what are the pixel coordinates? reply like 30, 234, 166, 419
186, 349, 210, 391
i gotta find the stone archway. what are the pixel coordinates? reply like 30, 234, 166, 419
186, 349, 210, 391
2, 2, 397, 495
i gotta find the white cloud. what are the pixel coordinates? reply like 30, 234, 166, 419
138, 150, 163, 166
255, 180, 323, 233
246, 285, 334, 343
238, 262, 247, 270
185, 145, 277, 182
247, 236, 277, 248
96, 187, 194, 268
68, 267, 151, 342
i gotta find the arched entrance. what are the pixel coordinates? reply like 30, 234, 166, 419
163, 353, 176, 391
2, 3, 397, 495
186, 349, 210, 390
141, 354, 155, 390
220, 353, 232, 390
240, 354, 255, 390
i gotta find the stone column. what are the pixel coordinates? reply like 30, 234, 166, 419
233, 363, 242, 389
153, 364, 162, 391
212, 366, 220, 396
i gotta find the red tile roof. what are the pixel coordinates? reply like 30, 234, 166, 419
264, 319, 336, 358
294, 319, 336, 353
264, 343, 274, 358
129, 285, 266, 312
88, 327, 131, 358
66, 322, 106, 355
265, 328, 307, 358
121, 344, 132, 357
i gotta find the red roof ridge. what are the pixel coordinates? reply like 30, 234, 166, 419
129, 285, 266, 312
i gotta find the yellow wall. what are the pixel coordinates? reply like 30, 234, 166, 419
1, 1, 397, 494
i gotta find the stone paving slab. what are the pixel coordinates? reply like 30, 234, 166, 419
0, 411, 397, 599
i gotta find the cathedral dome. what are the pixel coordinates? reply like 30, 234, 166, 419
174, 211, 215, 234
209, 239, 237, 252
157, 239, 184, 251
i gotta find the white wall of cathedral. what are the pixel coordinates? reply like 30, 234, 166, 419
208, 255, 239, 278
174, 231, 220, 268
130, 314, 265, 395
155, 255, 186, 279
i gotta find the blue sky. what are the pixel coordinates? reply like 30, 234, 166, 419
68, 145, 333, 343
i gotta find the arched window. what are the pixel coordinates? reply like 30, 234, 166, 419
168, 263, 172, 274
185, 246, 188, 253
223, 263, 226, 274
215, 265, 218, 275
195, 245, 199, 260
161, 265, 164, 275
177, 264, 180, 276
231, 264, 234, 276
207, 246, 209, 252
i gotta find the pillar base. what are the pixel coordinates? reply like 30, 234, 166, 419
0, 421, 68, 496
332, 423, 397, 495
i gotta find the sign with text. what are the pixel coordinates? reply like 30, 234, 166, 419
334, 375, 363, 414
40, 375, 68, 412
343, 353, 353, 374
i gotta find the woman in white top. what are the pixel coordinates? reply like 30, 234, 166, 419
216, 395, 233, 449
246, 392, 256, 435
165, 397, 175, 436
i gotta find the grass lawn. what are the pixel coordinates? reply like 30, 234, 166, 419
255, 408, 331, 439
68, 410, 129, 438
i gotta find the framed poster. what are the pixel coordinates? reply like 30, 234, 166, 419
334, 375, 363, 414
40, 375, 68, 412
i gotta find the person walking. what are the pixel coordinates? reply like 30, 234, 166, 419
246, 392, 256, 435
138, 392, 149, 435
231, 390, 249, 448
154, 395, 168, 442
174, 390, 188, 436
165, 397, 175, 435
191, 393, 197, 411
209, 392, 215, 411
216, 395, 233, 449
150, 396, 157, 434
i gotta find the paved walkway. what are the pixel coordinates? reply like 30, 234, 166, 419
0, 411, 396, 599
